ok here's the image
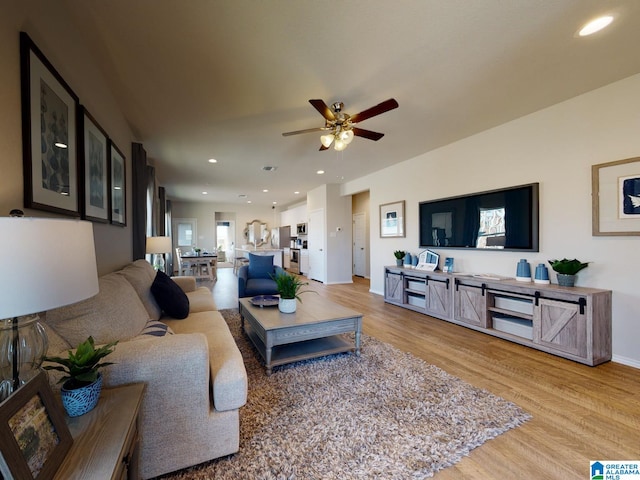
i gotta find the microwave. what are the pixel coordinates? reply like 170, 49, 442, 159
296, 223, 307, 235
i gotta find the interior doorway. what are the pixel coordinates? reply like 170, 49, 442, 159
216, 220, 235, 264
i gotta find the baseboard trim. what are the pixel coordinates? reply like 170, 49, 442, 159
611, 354, 640, 369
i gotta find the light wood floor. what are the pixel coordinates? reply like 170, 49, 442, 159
206, 270, 640, 479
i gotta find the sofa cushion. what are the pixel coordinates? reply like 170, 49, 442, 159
119, 260, 162, 320
46, 272, 150, 347
151, 271, 190, 319
248, 253, 274, 279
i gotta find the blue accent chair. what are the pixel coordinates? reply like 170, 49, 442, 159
238, 253, 286, 298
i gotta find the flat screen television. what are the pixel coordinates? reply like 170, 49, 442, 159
418, 183, 539, 251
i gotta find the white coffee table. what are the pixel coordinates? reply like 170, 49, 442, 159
239, 295, 362, 375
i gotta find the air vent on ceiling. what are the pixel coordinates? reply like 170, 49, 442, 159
262, 166, 278, 172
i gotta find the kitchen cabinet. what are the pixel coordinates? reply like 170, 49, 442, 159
300, 249, 309, 275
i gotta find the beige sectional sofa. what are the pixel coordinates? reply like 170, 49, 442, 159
42, 260, 247, 479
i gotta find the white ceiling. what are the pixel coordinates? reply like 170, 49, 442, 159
63, 0, 640, 207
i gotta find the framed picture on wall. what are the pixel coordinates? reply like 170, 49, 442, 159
20, 32, 80, 216
380, 200, 405, 238
80, 107, 109, 223
0, 372, 73, 480
108, 141, 127, 226
592, 156, 640, 236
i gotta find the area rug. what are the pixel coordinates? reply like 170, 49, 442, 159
161, 309, 531, 479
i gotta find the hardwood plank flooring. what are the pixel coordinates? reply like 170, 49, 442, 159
206, 271, 640, 479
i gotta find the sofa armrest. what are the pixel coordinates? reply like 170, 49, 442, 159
171, 275, 197, 293
237, 265, 248, 298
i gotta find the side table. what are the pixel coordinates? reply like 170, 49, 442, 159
54, 383, 145, 480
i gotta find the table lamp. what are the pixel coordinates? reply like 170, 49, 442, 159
0, 217, 99, 401
146, 236, 172, 272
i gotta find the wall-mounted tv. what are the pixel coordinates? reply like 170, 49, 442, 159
419, 183, 539, 251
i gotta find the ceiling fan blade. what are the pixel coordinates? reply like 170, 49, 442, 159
350, 98, 399, 124
309, 99, 336, 121
282, 127, 328, 137
352, 127, 385, 141
319, 144, 329, 151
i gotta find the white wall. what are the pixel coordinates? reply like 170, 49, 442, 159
0, 1, 135, 275
343, 73, 640, 366
171, 201, 276, 253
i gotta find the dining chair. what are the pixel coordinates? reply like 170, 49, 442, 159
175, 248, 194, 276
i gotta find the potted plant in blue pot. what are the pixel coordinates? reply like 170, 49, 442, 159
44, 336, 117, 417
393, 250, 405, 267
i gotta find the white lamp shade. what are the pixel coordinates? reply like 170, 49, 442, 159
146, 236, 172, 254
0, 218, 99, 319
320, 134, 335, 148
340, 129, 354, 144
334, 138, 347, 151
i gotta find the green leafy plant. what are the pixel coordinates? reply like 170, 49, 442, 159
393, 250, 406, 259
44, 336, 118, 389
272, 272, 312, 301
548, 258, 589, 275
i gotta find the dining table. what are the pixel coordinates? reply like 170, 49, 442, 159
180, 253, 217, 280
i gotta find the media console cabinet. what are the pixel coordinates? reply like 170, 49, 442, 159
384, 266, 612, 366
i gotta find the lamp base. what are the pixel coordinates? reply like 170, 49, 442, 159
153, 254, 166, 272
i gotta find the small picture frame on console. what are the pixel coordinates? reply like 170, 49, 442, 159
415, 250, 439, 271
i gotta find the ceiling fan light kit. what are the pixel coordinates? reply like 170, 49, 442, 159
283, 98, 398, 151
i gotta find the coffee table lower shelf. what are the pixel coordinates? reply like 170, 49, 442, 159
245, 323, 356, 373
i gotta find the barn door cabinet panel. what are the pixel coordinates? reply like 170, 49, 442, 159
453, 278, 488, 328
383, 267, 612, 366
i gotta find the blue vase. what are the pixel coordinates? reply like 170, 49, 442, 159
404, 253, 412, 266
515, 259, 531, 282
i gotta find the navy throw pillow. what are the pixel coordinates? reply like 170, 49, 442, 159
248, 253, 274, 279
150, 271, 190, 319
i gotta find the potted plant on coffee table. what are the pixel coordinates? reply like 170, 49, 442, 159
273, 272, 311, 313
548, 258, 589, 287
44, 336, 118, 417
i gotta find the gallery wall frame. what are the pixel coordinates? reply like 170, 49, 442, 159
20, 32, 80, 216
80, 107, 109, 223
0, 371, 72, 480
108, 141, 127, 226
380, 200, 405, 238
592, 156, 640, 236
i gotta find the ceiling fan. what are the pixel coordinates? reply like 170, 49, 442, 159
282, 98, 399, 151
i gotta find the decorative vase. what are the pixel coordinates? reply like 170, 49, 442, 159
395, 258, 403, 266
411, 255, 419, 267
556, 273, 576, 287
515, 259, 531, 282
61, 373, 103, 417
403, 252, 412, 267
278, 298, 297, 313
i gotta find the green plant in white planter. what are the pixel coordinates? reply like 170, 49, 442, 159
44, 336, 117, 417
548, 258, 589, 287
393, 250, 405, 267
272, 272, 312, 313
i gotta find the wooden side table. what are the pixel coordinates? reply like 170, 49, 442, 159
54, 383, 145, 480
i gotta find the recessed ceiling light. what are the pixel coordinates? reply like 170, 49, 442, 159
247, 200, 252, 204
272, 201, 277, 205
202, 191, 208, 195
317, 170, 325, 175
208, 158, 217, 163
294, 191, 300, 195
262, 189, 269, 193
578, 15, 614, 36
